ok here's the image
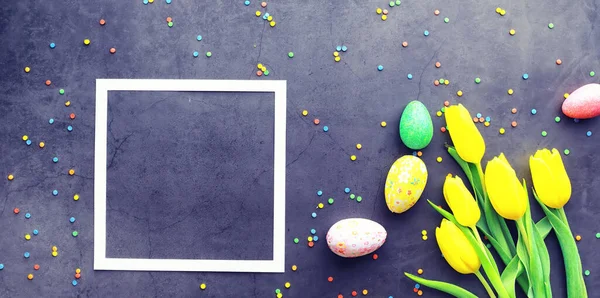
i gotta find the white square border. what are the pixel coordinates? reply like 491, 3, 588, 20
94, 79, 286, 273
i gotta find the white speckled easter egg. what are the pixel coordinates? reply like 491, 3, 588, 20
384, 155, 428, 213
326, 218, 387, 258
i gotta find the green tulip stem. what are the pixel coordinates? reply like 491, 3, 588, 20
516, 219, 531, 253
471, 225, 491, 262
475, 270, 497, 298
476, 163, 487, 195
558, 207, 571, 230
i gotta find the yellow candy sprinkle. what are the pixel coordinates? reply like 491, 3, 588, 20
22, 135, 28, 141
362, 289, 368, 295
508, 89, 514, 95
333, 51, 339, 57
255, 11, 261, 17
495, 7, 502, 13
25, 234, 31, 240
7, 174, 14, 181
65, 100, 71, 107
376, 8, 382, 14
421, 230, 427, 235
308, 236, 313, 241
39, 142, 45, 148
381, 15, 387, 21
52, 251, 58, 257
24, 66, 31, 73
73, 194, 80, 201
200, 283, 206, 290
285, 282, 291, 289
484, 121, 490, 127
28, 274, 34, 280
257, 63, 263, 69
334, 56, 341, 62
267, 16, 273, 22
436, 111, 442, 117
83, 39, 91, 45
148, 0, 153, 3
292, 265, 297, 271
563, 93, 569, 99
52, 246, 58, 252
380, 121, 387, 127
350, 155, 357, 161
422, 235, 428, 240
76, 268, 81, 274
277, 293, 283, 298
509, 29, 516, 35
436, 157, 442, 163
302, 110, 308, 116
499, 128, 506, 134
444, 80, 449, 85
318, 203, 324, 209
500, 9, 506, 16
69, 169, 75, 176
261, 66, 267, 72
457, 90, 463, 97
356, 143, 362, 150
270, 21, 276, 27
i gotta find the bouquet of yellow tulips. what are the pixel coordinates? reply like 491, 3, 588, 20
404, 104, 587, 298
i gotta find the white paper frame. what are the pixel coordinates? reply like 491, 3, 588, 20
94, 79, 286, 273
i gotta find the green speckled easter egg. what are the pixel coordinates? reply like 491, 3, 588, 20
399, 100, 433, 150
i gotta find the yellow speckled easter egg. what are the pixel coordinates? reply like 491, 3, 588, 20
384, 155, 428, 213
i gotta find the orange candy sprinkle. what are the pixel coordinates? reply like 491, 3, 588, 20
70, 113, 76, 120
556, 59, 562, 65
413, 288, 419, 293
256, 70, 263, 76
473, 117, 479, 123
313, 119, 320, 125
308, 241, 314, 247
372, 253, 379, 260
109, 47, 116, 54
434, 9, 440, 15
338, 295, 344, 298
34, 264, 40, 270
402, 41, 408, 47
418, 290, 423, 296
434, 80, 440, 86
440, 127, 446, 133
479, 117, 485, 122
328, 276, 334, 282
417, 151, 423, 157
166, 17, 172, 22
575, 235, 582, 241
261, 1, 267, 7
99, 19, 106, 26
435, 62, 441, 68
75, 273, 81, 279
45, 80, 51, 86
444, 101, 450, 107
351, 291, 358, 297
511, 108, 517, 114
417, 268, 424, 274
14, 208, 20, 214
511, 121, 518, 127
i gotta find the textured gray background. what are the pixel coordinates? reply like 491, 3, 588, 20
1, 0, 600, 297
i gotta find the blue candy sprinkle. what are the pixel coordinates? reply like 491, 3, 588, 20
323, 126, 329, 132
193, 51, 199, 57
311, 212, 317, 218
49, 43, 56, 49
67, 125, 73, 132
143, 0, 148, 4
310, 229, 316, 235
377, 65, 383, 71
336, 45, 342, 51
0, 264, 4, 270
52, 190, 58, 196
424, 30, 430, 36
341, 45, 347, 52
313, 235, 319, 241
344, 188, 350, 193
476, 113, 482, 118
25, 213, 31, 219
522, 73, 529, 80
72, 280, 78, 286
407, 74, 413, 79
412, 151, 417, 156
196, 35, 202, 41
26, 140, 32, 146
317, 190, 323, 196
264, 13, 269, 17
166, 0, 171, 3
70, 217, 76, 223
53, 157, 59, 163
24, 252, 30, 258
33, 229, 39, 235
587, 131, 592, 137
244, 0, 250, 5
49, 118, 54, 124
415, 283, 421, 289
262, 14, 268, 20
485, 116, 491, 122
389, 296, 394, 298
531, 109, 537, 115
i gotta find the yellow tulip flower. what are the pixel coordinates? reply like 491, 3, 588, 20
445, 104, 486, 164
484, 153, 527, 220
443, 175, 481, 227
436, 219, 481, 274
529, 148, 571, 209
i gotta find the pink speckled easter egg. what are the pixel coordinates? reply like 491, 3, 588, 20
562, 83, 600, 119
326, 218, 387, 258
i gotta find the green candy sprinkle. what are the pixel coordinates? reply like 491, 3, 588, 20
395, 0, 401, 5
72, 231, 78, 237
288, 52, 294, 58
59, 89, 65, 95
349, 194, 355, 199
564, 149, 570, 155
439, 78, 445, 84
590, 71, 596, 77
444, 17, 449, 23
595, 232, 600, 239
275, 289, 281, 294
486, 243, 492, 248
356, 196, 362, 202
389, 1, 395, 7
555, 116, 561, 123
328, 198, 334, 204
475, 77, 481, 84
206, 51, 212, 57
584, 270, 590, 276
168, 21, 173, 27
541, 131, 548, 137
293, 238, 299, 244
264, 70, 269, 76
441, 107, 446, 112
548, 23, 554, 29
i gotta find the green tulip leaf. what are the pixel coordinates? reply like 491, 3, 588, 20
516, 222, 533, 297
533, 191, 588, 298
501, 255, 521, 298
519, 182, 546, 298
535, 217, 552, 239
404, 272, 479, 298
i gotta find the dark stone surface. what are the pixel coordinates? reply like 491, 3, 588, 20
1, 0, 600, 297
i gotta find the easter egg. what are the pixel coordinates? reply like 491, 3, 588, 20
384, 155, 428, 213
399, 100, 434, 150
326, 218, 387, 258
562, 83, 600, 119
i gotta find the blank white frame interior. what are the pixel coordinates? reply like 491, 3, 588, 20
94, 79, 286, 273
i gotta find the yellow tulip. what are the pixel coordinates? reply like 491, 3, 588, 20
529, 148, 571, 209
445, 104, 486, 164
436, 219, 481, 274
443, 175, 481, 227
484, 153, 527, 220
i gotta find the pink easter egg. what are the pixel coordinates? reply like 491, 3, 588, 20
326, 218, 387, 258
562, 83, 600, 119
